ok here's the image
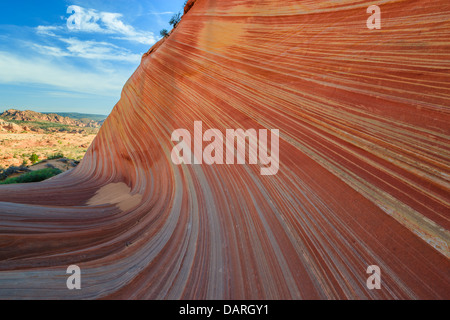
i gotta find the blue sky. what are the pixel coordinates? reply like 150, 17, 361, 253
0, 0, 186, 115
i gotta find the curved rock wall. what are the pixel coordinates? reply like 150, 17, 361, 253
0, 0, 448, 299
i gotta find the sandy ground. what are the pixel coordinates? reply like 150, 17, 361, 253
0, 132, 96, 168
28, 158, 78, 172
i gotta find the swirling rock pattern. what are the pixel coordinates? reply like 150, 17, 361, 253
0, 0, 449, 299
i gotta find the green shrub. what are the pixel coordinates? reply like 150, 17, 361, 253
29, 153, 39, 164
0, 168, 63, 185
47, 152, 65, 160
169, 12, 181, 27
160, 29, 169, 37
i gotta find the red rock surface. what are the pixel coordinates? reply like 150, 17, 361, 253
0, 0, 448, 299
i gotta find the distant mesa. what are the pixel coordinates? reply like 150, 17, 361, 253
0, 109, 106, 133
0, 109, 105, 127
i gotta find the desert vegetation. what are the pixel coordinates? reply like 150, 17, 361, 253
159, 1, 187, 38
0, 109, 102, 183
0, 167, 62, 185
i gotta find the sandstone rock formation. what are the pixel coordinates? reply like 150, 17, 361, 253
0, 120, 22, 133
0, 109, 103, 128
0, 0, 448, 299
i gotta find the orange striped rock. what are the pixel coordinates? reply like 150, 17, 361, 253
0, 0, 448, 299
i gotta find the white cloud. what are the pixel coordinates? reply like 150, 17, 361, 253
32, 44, 70, 58
66, 5, 156, 45
32, 40, 141, 63
45, 91, 88, 98
33, 5, 154, 64
36, 26, 63, 36
3, 5, 148, 100
148, 11, 174, 15
34, 27, 142, 63
60, 38, 141, 62
0, 51, 130, 96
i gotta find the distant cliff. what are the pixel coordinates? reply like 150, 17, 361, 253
0, 109, 104, 127
0, 109, 105, 133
